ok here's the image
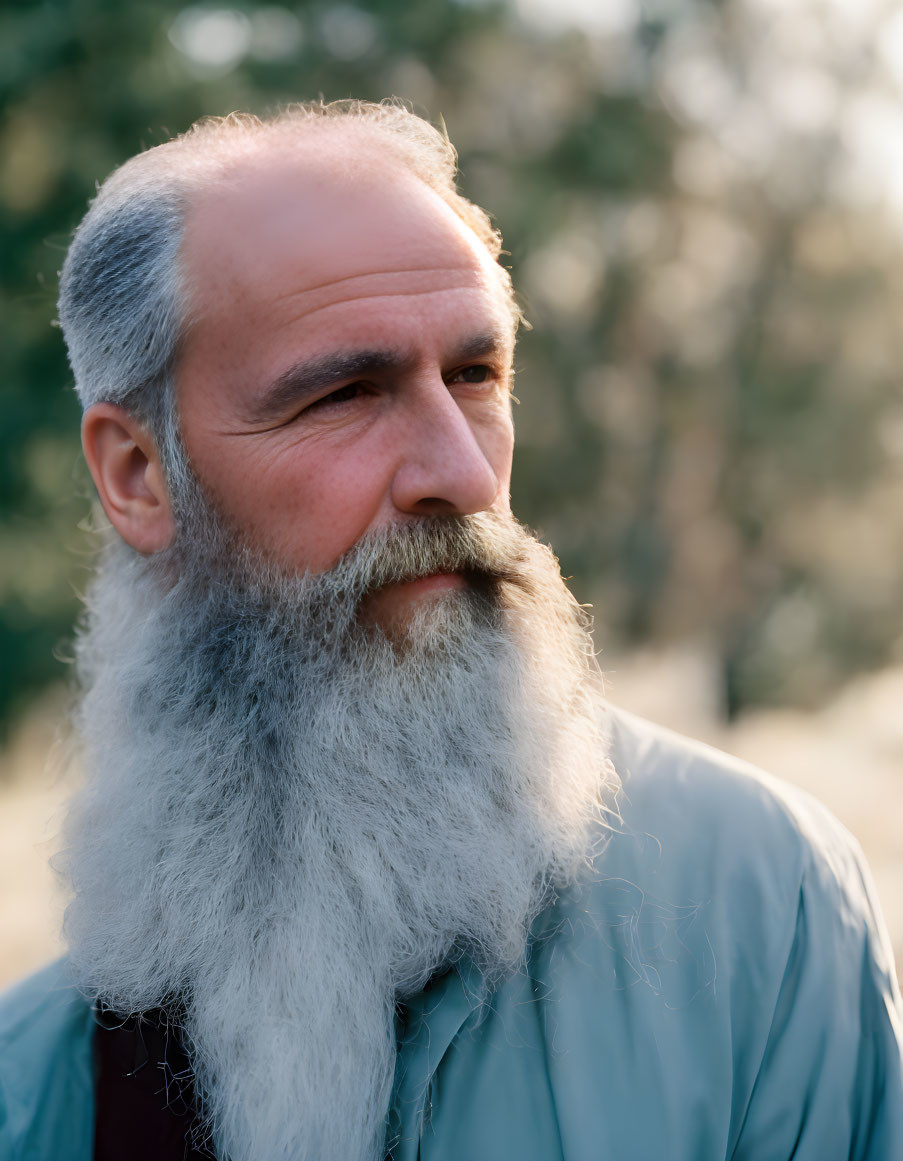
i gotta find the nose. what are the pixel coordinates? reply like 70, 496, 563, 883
389, 379, 510, 518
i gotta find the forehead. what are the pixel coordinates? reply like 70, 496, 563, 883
179, 147, 514, 385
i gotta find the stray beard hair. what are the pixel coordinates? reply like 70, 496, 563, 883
59, 504, 617, 1161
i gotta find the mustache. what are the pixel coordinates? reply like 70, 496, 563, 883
191, 509, 535, 615
330, 511, 530, 598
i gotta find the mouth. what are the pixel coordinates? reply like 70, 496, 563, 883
389, 571, 466, 596
358, 570, 472, 628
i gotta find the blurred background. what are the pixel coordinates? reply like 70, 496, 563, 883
2, 0, 902, 987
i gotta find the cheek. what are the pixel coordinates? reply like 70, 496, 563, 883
481, 406, 516, 491
213, 436, 394, 570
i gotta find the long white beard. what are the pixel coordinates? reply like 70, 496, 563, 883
59, 510, 616, 1161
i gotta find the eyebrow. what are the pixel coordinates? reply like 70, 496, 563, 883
246, 329, 512, 426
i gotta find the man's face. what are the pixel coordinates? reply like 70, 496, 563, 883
175, 144, 517, 625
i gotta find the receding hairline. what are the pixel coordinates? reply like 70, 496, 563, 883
102, 106, 506, 262
177, 124, 471, 244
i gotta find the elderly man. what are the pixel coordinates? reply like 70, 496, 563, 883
0, 100, 901, 1161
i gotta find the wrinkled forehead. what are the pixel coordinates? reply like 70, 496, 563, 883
179, 144, 512, 329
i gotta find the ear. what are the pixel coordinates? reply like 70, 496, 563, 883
81, 402, 176, 554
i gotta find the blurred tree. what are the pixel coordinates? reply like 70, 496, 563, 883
2, 0, 903, 735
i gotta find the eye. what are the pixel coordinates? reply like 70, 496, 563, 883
450, 364, 493, 385
307, 382, 366, 410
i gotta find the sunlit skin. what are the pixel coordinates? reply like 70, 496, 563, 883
171, 143, 517, 627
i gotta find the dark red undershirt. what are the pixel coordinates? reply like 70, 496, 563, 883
93, 1008, 213, 1161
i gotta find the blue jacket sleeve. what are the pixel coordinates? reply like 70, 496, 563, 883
0, 960, 96, 1161
732, 809, 903, 1160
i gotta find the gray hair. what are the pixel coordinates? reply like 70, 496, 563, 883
57, 100, 516, 492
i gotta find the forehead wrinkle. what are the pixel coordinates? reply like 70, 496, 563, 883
271, 287, 513, 334
266, 271, 498, 321
263, 282, 519, 345
268, 266, 485, 304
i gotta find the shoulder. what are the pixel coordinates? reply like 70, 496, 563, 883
0, 960, 96, 1161
558, 705, 901, 1015
604, 704, 871, 908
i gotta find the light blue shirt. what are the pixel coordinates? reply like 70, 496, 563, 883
2, 709, 902, 1159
